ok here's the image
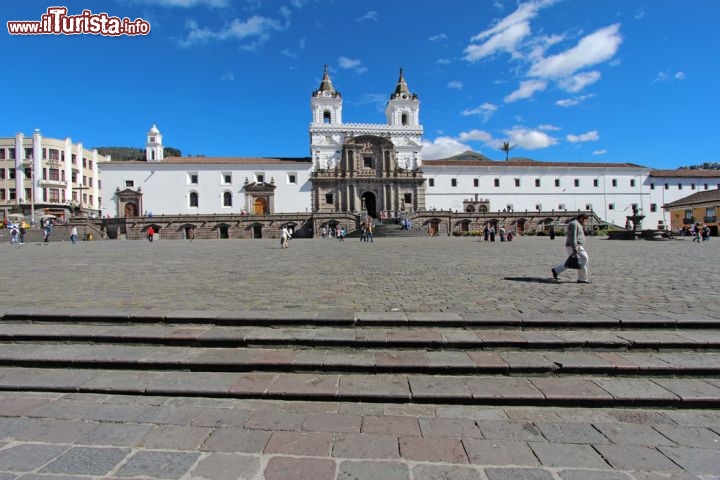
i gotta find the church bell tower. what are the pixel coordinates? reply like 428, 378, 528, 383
146, 124, 163, 162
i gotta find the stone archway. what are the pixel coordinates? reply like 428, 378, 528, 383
124, 202, 138, 217
361, 191, 377, 219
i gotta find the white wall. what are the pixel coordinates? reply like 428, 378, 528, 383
99, 161, 312, 217
422, 165, 651, 227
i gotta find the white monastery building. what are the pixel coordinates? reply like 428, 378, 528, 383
3, 66, 719, 233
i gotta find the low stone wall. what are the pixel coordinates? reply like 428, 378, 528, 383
96, 210, 597, 240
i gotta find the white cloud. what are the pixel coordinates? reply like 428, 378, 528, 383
447, 81, 464, 90
132, 0, 229, 7
464, 0, 556, 62
504, 79, 547, 103
504, 127, 557, 150
429, 33, 448, 42
556, 94, 595, 107
464, 21, 531, 62
558, 71, 601, 92
338, 56, 367, 74
178, 16, 284, 49
280, 49, 298, 59
593, 149, 607, 155
437, 58, 452, 65
634, 8, 645, 19
460, 103, 498, 122
566, 130, 599, 143
529, 23, 623, 78
421, 136, 473, 160
356, 11, 378, 22
538, 124, 560, 131
654, 70, 686, 83
353, 93, 386, 112
220, 72, 234, 81
458, 129, 494, 143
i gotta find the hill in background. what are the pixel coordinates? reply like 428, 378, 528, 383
680, 162, 720, 170
95, 146, 182, 161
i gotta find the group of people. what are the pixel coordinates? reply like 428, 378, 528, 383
8, 224, 25, 245
481, 225, 514, 242
359, 218, 374, 242
320, 225, 347, 241
690, 222, 711, 242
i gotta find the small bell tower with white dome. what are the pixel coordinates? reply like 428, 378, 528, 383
146, 124, 163, 162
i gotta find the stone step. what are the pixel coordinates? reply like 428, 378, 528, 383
1, 323, 720, 350
3, 310, 719, 329
1, 343, 720, 376
1, 366, 719, 408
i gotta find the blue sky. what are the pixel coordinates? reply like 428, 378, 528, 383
3, 0, 718, 169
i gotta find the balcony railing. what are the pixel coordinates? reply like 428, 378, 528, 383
38, 179, 66, 187
704, 216, 716, 223
682, 218, 694, 225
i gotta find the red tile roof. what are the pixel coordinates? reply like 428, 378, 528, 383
649, 169, 720, 178
161, 156, 311, 165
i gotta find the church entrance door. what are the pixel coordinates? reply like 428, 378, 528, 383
253, 198, 268, 215
361, 192, 377, 219
124, 203, 138, 217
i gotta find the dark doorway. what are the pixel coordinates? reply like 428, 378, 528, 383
219, 225, 229, 239
361, 192, 377, 219
124, 203, 138, 217
252, 223, 263, 239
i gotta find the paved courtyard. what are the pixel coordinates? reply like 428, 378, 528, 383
0, 234, 719, 480
0, 234, 718, 318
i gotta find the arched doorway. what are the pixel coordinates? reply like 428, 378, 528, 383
361, 192, 377, 219
124, 202, 138, 217
253, 198, 268, 215
251, 223, 263, 239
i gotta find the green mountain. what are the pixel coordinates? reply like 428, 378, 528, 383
95, 146, 182, 161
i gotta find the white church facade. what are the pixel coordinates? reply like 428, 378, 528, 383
96, 66, 720, 234
4, 66, 720, 236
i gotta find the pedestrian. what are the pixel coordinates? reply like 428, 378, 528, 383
280, 225, 291, 248
499, 226, 506, 242
70, 226, 78, 244
44, 221, 53, 243
692, 223, 701, 243
551, 213, 590, 283
147, 226, 154, 242
489, 226, 496, 242
366, 222, 373, 242
702, 224, 710, 241
549, 225, 555, 240
18, 225, 26, 244
10, 226, 19, 244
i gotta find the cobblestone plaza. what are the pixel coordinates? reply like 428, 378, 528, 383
0, 235, 719, 479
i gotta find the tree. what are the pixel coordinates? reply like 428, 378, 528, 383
500, 141, 516, 161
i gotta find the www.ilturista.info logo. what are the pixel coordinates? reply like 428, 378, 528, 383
7, 7, 151, 36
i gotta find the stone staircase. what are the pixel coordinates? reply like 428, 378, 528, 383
347, 222, 426, 238
1, 311, 719, 408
